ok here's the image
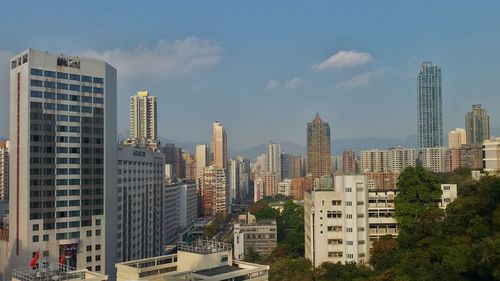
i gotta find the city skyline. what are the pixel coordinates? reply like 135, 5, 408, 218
0, 2, 500, 150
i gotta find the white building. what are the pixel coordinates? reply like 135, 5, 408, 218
419, 147, 449, 173
0, 141, 8, 202
388, 147, 416, 172
12, 264, 107, 281
128, 90, 157, 148
360, 149, 389, 173
198, 165, 228, 217
233, 213, 277, 260
163, 184, 180, 243
179, 183, 198, 230
195, 144, 209, 178
278, 179, 292, 196
483, 137, 500, 174
116, 145, 165, 262
267, 143, 281, 181
304, 175, 369, 267
305, 173, 457, 268
116, 240, 269, 281
3, 49, 117, 279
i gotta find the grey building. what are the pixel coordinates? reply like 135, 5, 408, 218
417, 62, 443, 148
465, 104, 490, 145
2, 49, 117, 279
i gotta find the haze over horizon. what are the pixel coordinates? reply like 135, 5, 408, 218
0, 1, 499, 149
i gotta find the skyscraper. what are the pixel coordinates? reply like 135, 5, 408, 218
307, 114, 331, 178
212, 121, 227, 170
465, 104, 490, 145
198, 165, 228, 217
417, 61, 443, 148
195, 144, 209, 178
129, 90, 157, 148
5, 49, 117, 277
343, 149, 358, 175
448, 128, 467, 148
0, 141, 8, 203
267, 142, 281, 181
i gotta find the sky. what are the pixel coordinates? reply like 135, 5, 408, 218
0, 1, 499, 150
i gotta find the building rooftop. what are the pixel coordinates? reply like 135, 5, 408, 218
194, 265, 241, 277
12, 264, 107, 281
177, 240, 232, 255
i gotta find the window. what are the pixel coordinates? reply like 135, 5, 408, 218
69, 74, 80, 81
44, 92, 56, 99
44, 81, 56, 88
32, 235, 39, 242
94, 97, 104, 104
93, 77, 104, 84
31, 102, 42, 109
30, 91, 43, 98
93, 87, 103, 94
70, 95, 79, 101
87, 245, 92, 252
82, 86, 92, 92
346, 227, 353, 232
57, 72, 68, 79
32, 224, 39, 231
31, 68, 43, 76
69, 84, 80, 91
86, 256, 92, 262
81, 96, 92, 103
69, 105, 80, 112
31, 79, 43, 87
44, 70, 56, 77
346, 201, 352, 206
57, 83, 68, 90
57, 115, 68, 121
57, 104, 68, 111
95, 244, 101, 250
345, 188, 352, 192
82, 76, 92, 83
86, 230, 92, 237
43, 235, 49, 241
44, 103, 55, 110
95, 229, 101, 236
82, 106, 92, 113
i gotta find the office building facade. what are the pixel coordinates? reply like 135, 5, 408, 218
465, 104, 490, 145
307, 114, 331, 178
417, 61, 443, 148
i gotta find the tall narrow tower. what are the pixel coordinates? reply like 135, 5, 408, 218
307, 114, 331, 178
212, 121, 227, 170
417, 61, 443, 148
129, 90, 157, 147
465, 104, 489, 145
5, 49, 117, 278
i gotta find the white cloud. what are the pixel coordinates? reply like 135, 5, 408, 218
336, 69, 384, 90
313, 50, 372, 71
82, 37, 221, 80
266, 80, 280, 91
284, 77, 304, 90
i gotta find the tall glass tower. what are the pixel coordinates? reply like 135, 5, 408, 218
417, 61, 443, 148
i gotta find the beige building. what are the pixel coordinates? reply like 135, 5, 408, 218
388, 147, 416, 172
360, 149, 389, 173
198, 165, 228, 217
448, 128, 467, 148
212, 122, 227, 170
195, 144, 209, 178
116, 240, 269, 281
129, 90, 157, 148
419, 147, 449, 173
0, 141, 8, 202
233, 213, 277, 260
483, 137, 500, 174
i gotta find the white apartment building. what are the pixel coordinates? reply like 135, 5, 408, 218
2, 49, 117, 279
448, 128, 467, 148
267, 143, 281, 181
179, 183, 197, 230
0, 141, 8, 202
116, 145, 165, 262
116, 240, 269, 281
483, 137, 500, 174
195, 144, 209, 178
388, 147, 416, 172
278, 179, 291, 196
360, 149, 389, 173
305, 175, 369, 267
128, 90, 157, 147
419, 147, 449, 173
234, 213, 277, 260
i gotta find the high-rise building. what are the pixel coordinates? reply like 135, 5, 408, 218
182, 151, 196, 181
195, 144, 209, 178
482, 137, 500, 174
161, 144, 185, 180
267, 142, 281, 181
278, 179, 292, 196
448, 128, 467, 148
305, 175, 369, 267
291, 156, 306, 179
116, 145, 165, 262
128, 90, 157, 148
465, 104, 490, 145
178, 183, 198, 230
280, 153, 293, 180
307, 114, 331, 178
5, 50, 117, 277
254, 177, 264, 203
417, 61, 443, 148
0, 141, 8, 202
419, 147, 448, 173
212, 121, 227, 170
198, 165, 228, 217
229, 158, 240, 206
263, 172, 278, 197
342, 149, 358, 175
360, 149, 389, 173
388, 147, 416, 172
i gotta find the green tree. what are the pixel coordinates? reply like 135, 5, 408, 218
269, 257, 315, 281
395, 166, 443, 246
244, 246, 262, 263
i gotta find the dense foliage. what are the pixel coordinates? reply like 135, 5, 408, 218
258, 167, 500, 281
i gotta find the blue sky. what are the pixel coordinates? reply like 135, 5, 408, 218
0, 1, 499, 149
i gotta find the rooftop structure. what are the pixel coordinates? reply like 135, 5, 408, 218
12, 264, 107, 281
